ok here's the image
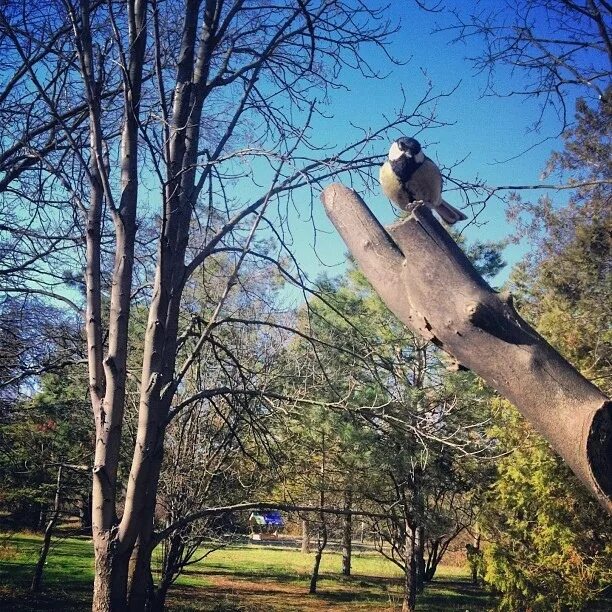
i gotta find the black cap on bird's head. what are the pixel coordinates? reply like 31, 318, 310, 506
388, 137, 423, 161
397, 137, 421, 155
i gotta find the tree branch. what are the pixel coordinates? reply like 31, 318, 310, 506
321, 183, 612, 513
154, 501, 392, 545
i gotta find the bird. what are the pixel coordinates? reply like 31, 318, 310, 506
379, 137, 467, 224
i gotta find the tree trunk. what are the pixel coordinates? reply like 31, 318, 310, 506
472, 530, 481, 585
92, 540, 131, 612
341, 490, 352, 576
401, 525, 417, 612
31, 466, 62, 592
301, 518, 311, 554
80, 0, 149, 608
150, 587, 168, 612
127, 445, 166, 612
149, 542, 178, 612
414, 525, 425, 593
37, 505, 47, 532
127, 537, 155, 612
308, 525, 327, 594
321, 183, 612, 513
424, 539, 440, 582
79, 493, 93, 535
31, 523, 53, 592
310, 439, 327, 595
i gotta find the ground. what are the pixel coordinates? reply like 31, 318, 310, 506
0, 533, 498, 610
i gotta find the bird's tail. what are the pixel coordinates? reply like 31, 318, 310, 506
438, 199, 468, 224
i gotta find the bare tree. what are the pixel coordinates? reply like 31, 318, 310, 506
441, 0, 612, 131
146, 256, 291, 610
0, 1, 459, 609
30, 462, 89, 592
0, 2, 89, 303
0, 296, 84, 405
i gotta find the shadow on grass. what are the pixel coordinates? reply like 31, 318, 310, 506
418, 579, 497, 611
0, 582, 92, 612
170, 581, 394, 612
177, 568, 499, 611
0, 533, 93, 611
1, 534, 500, 611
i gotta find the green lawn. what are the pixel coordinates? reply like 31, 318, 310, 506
0, 533, 94, 610
0, 533, 497, 610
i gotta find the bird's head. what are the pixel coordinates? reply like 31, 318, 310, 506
388, 137, 424, 163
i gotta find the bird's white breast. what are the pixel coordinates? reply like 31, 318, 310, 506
380, 162, 412, 209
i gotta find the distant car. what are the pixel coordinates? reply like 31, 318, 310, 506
248, 510, 284, 540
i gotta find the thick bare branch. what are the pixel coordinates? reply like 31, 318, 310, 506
321, 183, 612, 513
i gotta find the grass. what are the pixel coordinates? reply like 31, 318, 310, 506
0, 532, 94, 610
0, 532, 498, 611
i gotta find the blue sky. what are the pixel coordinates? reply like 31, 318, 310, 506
277, 1, 580, 298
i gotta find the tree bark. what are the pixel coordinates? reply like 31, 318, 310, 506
92, 541, 130, 612
414, 525, 425, 593
310, 433, 327, 594
424, 539, 439, 582
36, 505, 47, 532
341, 490, 352, 576
149, 530, 183, 612
471, 529, 481, 585
79, 493, 92, 535
401, 525, 417, 612
127, 536, 155, 612
127, 446, 166, 611
150, 587, 168, 612
320, 183, 612, 514
301, 518, 311, 554
76, 0, 148, 608
308, 526, 327, 594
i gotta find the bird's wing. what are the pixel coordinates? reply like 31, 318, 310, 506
404, 157, 442, 206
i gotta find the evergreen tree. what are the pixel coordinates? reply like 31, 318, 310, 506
482, 96, 612, 609
287, 253, 502, 610
0, 372, 91, 530
482, 401, 612, 611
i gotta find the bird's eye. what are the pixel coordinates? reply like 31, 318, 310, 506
398, 141, 406, 151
